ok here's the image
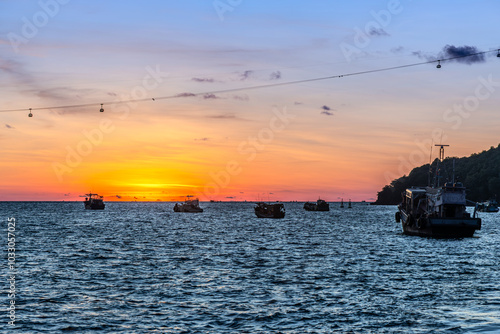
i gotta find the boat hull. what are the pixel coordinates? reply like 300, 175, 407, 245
84, 202, 105, 210
255, 203, 285, 218
400, 211, 481, 238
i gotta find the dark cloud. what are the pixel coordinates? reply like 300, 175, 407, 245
175, 92, 196, 97
270, 71, 281, 80
107, 92, 117, 97
115, 195, 122, 199
322, 105, 331, 111
321, 111, 334, 116
5, 124, 14, 129
192, 77, 215, 83
203, 93, 220, 99
368, 27, 390, 37
240, 70, 253, 81
413, 45, 486, 65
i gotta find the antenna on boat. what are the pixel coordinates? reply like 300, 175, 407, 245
434, 144, 449, 187
435, 144, 449, 162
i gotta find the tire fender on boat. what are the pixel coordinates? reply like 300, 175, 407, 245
417, 217, 427, 229
395, 211, 401, 223
407, 214, 414, 226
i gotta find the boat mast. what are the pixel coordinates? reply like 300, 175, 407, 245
435, 144, 449, 187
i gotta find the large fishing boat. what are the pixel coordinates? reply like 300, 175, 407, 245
173, 198, 203, 213
304, 199, 330, 211
395, 145, 481, 238
84, 193, 105, 210
255, 202, 285, 218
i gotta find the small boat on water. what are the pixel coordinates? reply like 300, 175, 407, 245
304, 199, 330, 211
173, 198, 203, 213
340, 198, 344, 208
84, 193, 105, 210
477, 199, 499, 212
254, 202, 285, 218
395, 145, 481, 238
348, 199, 352, 208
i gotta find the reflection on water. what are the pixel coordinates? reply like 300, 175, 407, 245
1, 201, 499, 333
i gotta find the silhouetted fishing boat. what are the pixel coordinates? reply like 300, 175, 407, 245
340, 198, 344, 208
254, 202, 285, 218
395, 145, 481, 238
304, 199, 330, 211
477, 200, 499, 212
84, 193, 105, 210
174, 198, 203, 213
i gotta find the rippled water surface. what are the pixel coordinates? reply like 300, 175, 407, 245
1, 201, 499, 333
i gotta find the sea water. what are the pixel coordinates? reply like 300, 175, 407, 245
1, 201, 499, 333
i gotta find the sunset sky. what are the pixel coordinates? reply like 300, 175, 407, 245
1, 0, 499, 201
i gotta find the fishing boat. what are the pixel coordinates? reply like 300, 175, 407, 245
173, 198, 203, 213
84, 193, 105, 210
395, 145, 481, 238
477, 199, 499, 212
340, 198, 344, 208
254, 202, 285, 218
304, 199, 330, 211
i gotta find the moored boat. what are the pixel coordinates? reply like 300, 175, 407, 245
174, 198, 203, 213
84, 193, 105, 210
304, 199, 330, 211
477, 200, 499, 212
255, 202, 285, 218
395, 145, 481, 238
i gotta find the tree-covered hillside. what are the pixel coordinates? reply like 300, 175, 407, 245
374, 144, 500, 205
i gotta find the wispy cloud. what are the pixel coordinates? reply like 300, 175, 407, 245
175, 92, 196, 97
203, 93, 220, 99
270, 71, 281, 80
240, 70, 253, 81
5, 124, 14, 129
195, 137, 210, 141
192, 77, 215, 83
368, 27, 389, 37
321, 105, 334, 116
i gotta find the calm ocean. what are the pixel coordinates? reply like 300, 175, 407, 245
1, 201, 499, 333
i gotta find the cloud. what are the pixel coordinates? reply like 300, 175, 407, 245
240, 70, 253, 81
192, 77, 215, 83
5, 124, 14, 129
203, 93, 220, 99
270, 71, 281, 80
391, 46, 405, 53
413, 45, 486, 65
115, 195, 122, 199
207, 113, 236, 119
232, 94, 249, 101
321, 105, 334, 116
195, 137, 210, 141
368, 27, 390, 37
294, 101, 303, 105
175, 92, 196, 97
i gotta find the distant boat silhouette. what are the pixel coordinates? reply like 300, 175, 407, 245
254, 202, 285, 218
304, 199, 329, 211
174, 198, 203, 213
348, 199, 352, 208
340, 198, 344, 208
84, 193, 105, 210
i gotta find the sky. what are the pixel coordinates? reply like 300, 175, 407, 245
0, 0, 499, 202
